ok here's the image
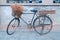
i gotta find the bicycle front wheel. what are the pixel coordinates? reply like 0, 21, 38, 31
6, 18, 20, 35
33, 16, 53, 35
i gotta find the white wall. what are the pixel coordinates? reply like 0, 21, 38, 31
0, 6, 60, 32
0, 0, 60, 32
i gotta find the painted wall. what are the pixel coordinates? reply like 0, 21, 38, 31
0, 6, 60, 32
0, 0, 60, 32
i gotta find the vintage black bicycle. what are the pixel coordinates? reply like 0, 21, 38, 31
6, 9, 55, 35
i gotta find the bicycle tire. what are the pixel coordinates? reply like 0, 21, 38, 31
33, 15, 53, 35
6, 18, 20, 35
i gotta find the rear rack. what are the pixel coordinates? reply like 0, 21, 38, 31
39, 10, 55, 15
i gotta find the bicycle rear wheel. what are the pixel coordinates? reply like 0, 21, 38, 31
6, 18, 20, 35
33, 15, 52, 35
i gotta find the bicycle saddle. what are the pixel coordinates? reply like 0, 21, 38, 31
31, 9, 38, 13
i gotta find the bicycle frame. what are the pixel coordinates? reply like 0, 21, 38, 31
19, 11, 38, 26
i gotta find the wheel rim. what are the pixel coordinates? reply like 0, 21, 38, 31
7, 19, 18, 35
33, 16, 52, 35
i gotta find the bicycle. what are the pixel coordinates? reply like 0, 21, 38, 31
6, 9, 55, 35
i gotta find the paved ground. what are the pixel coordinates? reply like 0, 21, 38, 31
0, 30, 60, 40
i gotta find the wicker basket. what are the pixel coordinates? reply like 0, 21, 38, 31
11, 4, 23, 18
